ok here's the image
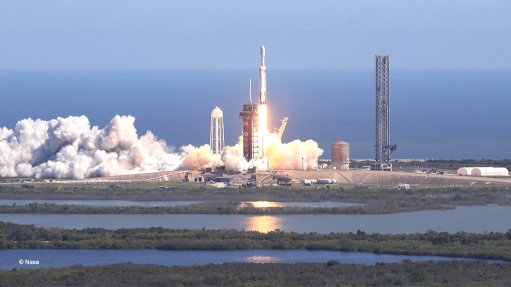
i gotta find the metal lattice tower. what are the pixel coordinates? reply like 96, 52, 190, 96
375, 55, 390, 164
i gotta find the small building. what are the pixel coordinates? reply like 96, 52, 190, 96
371, 163, 392, 171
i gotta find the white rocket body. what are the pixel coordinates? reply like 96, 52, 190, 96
259, 46, 267, 105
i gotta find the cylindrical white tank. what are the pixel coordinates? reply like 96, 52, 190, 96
317, 178, 336, 184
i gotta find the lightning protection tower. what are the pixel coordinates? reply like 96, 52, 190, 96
210, 106, 225, 155
374, 55, 394, 170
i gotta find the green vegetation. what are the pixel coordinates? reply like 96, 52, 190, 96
0, 202, 366, 214
2, 261, 511, 286
0, 181, 218, 201
1, 183, 510, 214
0, 201, 447, 214
2, 221, 511, 261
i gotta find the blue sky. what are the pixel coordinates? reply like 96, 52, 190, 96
0, 0, 510, 69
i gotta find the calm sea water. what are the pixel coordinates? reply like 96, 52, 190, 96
0, 249, 495, 270
1, 205, 509, 233
0, 69, 509, 158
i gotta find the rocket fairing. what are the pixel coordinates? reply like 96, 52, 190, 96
259, 46, 267, 105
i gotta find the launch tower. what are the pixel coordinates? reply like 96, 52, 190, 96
240, 79, 259, 161
373, 55, 396, 171
240, 46, 270, 161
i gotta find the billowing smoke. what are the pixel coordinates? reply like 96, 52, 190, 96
0, 115, 323, 179
264, 133, 323, 170
0, 115, 181, 179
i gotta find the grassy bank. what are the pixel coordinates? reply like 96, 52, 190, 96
0, 201, 457, 214
1, 183, 510, 214
2, 221, 511, 261
2, 261, 511, 286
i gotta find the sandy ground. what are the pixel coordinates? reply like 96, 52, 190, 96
80, 169, 511, 187
275, 169, 511, 186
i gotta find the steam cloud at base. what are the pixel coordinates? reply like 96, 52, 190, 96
0, 115, 323, 179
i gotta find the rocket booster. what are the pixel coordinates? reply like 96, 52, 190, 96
259, 46, 267, 105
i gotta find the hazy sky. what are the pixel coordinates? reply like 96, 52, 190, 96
0, 0, 510, 69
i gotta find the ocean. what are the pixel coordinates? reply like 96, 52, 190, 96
0, 69, 509, 159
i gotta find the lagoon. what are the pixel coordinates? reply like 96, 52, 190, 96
0, 205, 509, 233
0, 249, 498, 270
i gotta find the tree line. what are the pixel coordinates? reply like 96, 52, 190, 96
1, 221, 511, 261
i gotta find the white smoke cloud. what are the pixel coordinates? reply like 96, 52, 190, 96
179, 144, 222, 170
265, 134, 323, 170
0, 115, 323, 179
220, 139, 250, 173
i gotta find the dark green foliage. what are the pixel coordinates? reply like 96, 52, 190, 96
1, 261, 511, 287
0, 202, 374, 214
1, 221, 511, 261
326, 260, 339, 266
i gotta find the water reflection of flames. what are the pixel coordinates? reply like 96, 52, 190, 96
250, 201, 281, 208
238, 201, 283, 209
246, 255, 278, 263
246, 215, 281, 233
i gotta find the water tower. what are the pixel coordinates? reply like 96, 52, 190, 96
210, 107, 225, 154
332, 141, 350, 170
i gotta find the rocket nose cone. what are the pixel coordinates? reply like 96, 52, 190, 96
260, 46, 265, 56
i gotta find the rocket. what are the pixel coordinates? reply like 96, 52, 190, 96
259, 46, 267, 105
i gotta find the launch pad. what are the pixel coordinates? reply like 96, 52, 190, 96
240, 46, 274, 162
84, 168, 511, 188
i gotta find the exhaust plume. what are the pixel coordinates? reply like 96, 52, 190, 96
0, 115, 323, 179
